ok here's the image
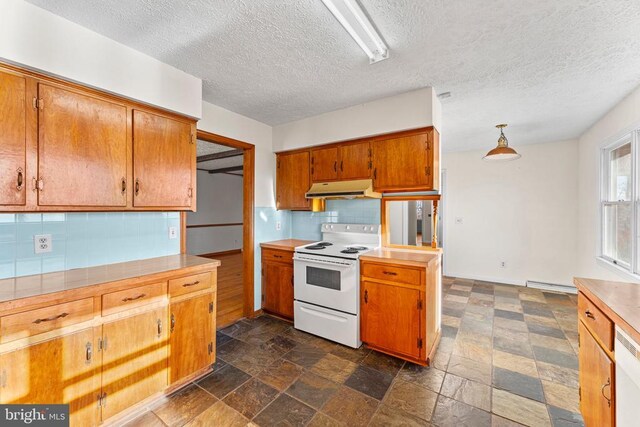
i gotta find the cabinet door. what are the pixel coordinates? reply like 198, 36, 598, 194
311, 147, 339, 182
169, 293, 214, 384
0, 328, 100, 427
38, 84, 127, 207
263, 261, 294, 319
578, 322, 614, 427
133, 110, 194, 208
372, 131, 433, 192
361, 281, 421, 358
276, 151, 310, 210
101, 307, 168, 420
339, 142, 371, 180
0, 70, 27, 206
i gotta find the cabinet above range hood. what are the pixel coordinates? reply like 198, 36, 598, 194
305, 179, 381, 199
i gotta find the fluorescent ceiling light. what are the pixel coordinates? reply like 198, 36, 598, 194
322, 0, 389, 64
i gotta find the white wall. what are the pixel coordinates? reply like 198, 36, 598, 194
273, 88, 441, 151
443, 140, 579, 286
198, 101, 275, 208
0, 0, 202, 118
577, 84, 640, 283
186, 172, 243, 255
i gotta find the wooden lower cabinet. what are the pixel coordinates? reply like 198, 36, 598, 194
0, 328, 101, 427
361, 280, 421, 359
101, 307, 168, 420
169, 293, 215, 384
262, 249, 294, 320
578, 316, 615, 427
360, 256, 441, 366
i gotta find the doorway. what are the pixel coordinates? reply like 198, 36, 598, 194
182, 130, 255, 328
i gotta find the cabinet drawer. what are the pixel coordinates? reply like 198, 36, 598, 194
169, 272, 212, 297
361, 262, 422, 286
262, 248, 293, 263
102, 282, 167, 316
0, 298, 94, 343
578, 292, 613, 351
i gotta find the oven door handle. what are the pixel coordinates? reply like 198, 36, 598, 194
293, 256, 355, 269
300, 305, 348, 322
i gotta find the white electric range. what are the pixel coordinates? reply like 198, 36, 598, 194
293, 223, 380, 348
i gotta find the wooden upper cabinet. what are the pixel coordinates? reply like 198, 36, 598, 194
0, 70, 28, 206
311, 147, 339, 182
372, 129, 438, 192
579, 321, 614, 427
339, 141, 371, 180
0, 328, 100, 427
133, 110, 195, 209
38, 84, 128, 207
276, 151, 311, 210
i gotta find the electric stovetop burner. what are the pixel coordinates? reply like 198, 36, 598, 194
340, 248, 360, 254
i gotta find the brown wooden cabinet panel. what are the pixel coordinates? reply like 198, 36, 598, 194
0, 328, 100, 427
311, 147, 339, 182
0, 70, 27, 206
101, 307, 168, 420
38, 84, 128, 207
361, 280, 421, 359
372, 130, 435, 192
578, 321, 614, 427
169, 293, 214, 383
133, 110, 194, 209
262, 256, 294, 320
276, 151, 310, 210
339, 141, 371, 180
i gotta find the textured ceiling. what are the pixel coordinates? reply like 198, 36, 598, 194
196, 140, 243, 171
196, 140, 235, 157
26, 0, 640, 151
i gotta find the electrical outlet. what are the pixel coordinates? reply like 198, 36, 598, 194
168, 227, 177, 239
455, 217, 463, 224
500, 261, 506, 268
34, 234, 52, 254
276, 221, 282, 231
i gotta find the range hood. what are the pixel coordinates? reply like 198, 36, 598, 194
305, 179, 381, 199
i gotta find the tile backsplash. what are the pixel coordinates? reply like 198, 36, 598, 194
0, 212, 181, 279
290, 199, 381, 240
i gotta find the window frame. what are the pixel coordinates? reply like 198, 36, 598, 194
598, 130, 638, 275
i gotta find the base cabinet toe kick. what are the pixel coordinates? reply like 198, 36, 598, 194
0, 256, 219, 426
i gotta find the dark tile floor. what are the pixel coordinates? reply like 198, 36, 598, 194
125, 277, 585, 426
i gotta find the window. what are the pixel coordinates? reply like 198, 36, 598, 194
600, 132, 637, 273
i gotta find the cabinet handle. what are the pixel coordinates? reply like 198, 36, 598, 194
85, 342, 93, 364
121, 177, 126, 195
585, 310, 595, 319
334, 161, 337, 172
157, 319, 163, 337
16, 169, 23, 191
135, 179, 140, 196
340, 161, 343, 172
373, 168, 377, 180
273, 255, 282, 259
182, 280, 200, 287
601, 378, 611, 407
383, 271, 398, 276
122, 293, 146, 302
364, 289, 368, 303
33, 312, 69, 324
170, 313, 175, 332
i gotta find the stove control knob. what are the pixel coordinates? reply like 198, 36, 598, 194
362, 226, 367, 231
346, 225, 350, 230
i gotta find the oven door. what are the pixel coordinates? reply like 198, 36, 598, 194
293, 254, 358, 314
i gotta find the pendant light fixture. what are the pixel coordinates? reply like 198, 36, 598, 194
483, 124, 521, 161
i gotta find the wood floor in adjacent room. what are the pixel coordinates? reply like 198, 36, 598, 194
204, 252, 244, 328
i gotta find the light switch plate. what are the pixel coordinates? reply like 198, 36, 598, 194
275, 221, 282, 231
34, 234, 52, 254
168, 227, 178, 239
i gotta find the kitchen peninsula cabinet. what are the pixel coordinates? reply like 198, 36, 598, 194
0, 255, 219, 426
276, 151, 311, 210
360, 249, 442, 366
0, 61, 197, 212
